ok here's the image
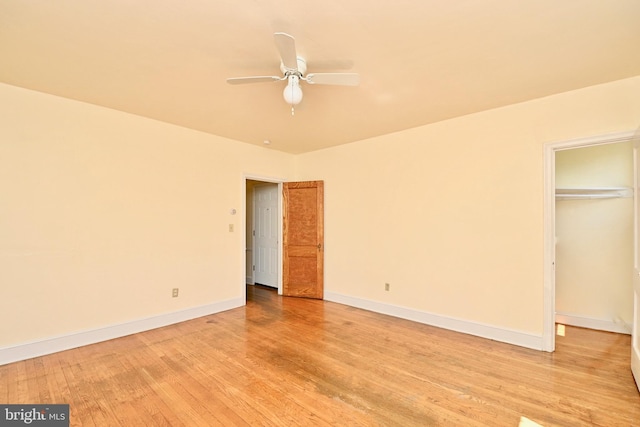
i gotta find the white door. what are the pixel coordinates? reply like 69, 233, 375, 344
254, 184, 279, 287
632, 125, 640, 391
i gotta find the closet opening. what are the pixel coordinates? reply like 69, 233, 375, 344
543, 130, 636, 352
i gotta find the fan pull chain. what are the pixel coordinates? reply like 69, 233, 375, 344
291, 106, 295, 116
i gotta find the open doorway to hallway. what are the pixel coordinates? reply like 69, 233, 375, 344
245, 179, 281, 294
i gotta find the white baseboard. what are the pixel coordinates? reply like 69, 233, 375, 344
0, 297, 244, 366
324, 291, 544, 351
555, 312, 631, 335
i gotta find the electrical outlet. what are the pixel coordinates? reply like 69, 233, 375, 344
385, 283, 390, 291
172, 288, 179, 298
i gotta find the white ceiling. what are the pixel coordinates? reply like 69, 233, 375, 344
1, 1, 639, 154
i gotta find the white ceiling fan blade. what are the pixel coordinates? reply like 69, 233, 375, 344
226, 76, 282, 85
274, 32, 298, 71
305, 73, 360, 86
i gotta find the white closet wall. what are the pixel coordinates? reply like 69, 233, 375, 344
555, 141, 633, 333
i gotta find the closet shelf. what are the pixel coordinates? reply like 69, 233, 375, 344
555, 187, 633, 200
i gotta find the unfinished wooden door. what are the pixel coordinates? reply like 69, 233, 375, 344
283, 181, 324, 299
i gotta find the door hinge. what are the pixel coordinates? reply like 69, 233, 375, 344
252, 265, 255, 271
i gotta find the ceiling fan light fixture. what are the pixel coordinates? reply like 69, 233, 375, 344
227, 33, 359, 113
283, 75, 303, 105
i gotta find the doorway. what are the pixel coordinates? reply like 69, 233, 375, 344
242, 177, 325, 304
555, 142, 633, 334
251, 182, 279, 288
244, 176, 284, 303
543, 131, 636, 351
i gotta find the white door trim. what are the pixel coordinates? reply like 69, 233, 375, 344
242, 174, 285, 303
543, 130, 635, 352
631, 129, 640, 391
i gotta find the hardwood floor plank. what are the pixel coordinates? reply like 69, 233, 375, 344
1, 285, 639, 426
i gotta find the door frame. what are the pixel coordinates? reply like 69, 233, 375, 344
543, 130, 635, 351
243, 174, 285, 303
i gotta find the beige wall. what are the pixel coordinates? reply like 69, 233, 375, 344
2, 76, 640, 352
0, 83, 295, 347
296, 76, 640, 336
555, 142, 633, 327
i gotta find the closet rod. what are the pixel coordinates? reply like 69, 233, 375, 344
555, 187, 632, 200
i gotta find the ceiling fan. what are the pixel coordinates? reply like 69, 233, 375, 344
226, 32, 360, 114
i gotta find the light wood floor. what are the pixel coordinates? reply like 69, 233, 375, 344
1, 285, 639, 426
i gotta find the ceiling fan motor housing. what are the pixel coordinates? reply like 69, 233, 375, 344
280, 57, 307, 76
